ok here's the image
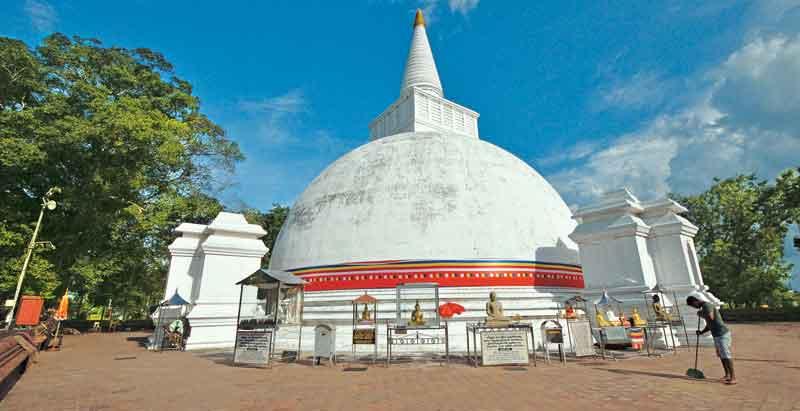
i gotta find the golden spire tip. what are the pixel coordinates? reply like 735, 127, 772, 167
414, 9, 425, 27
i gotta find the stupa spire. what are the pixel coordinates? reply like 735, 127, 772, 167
401, 9, 443, 97
413, 8, 425, 26
369, 10, 479, 140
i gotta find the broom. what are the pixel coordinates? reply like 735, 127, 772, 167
686, 319, 706, 379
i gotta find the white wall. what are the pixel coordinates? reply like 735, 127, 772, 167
162, 212, 268, 350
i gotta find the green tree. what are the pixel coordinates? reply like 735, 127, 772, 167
0, 34, 241, 318
676, 168, 800, 307
243, 204, 290, 264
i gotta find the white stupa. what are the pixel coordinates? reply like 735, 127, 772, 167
161, 9, 717, 352
269, 10, 584, 352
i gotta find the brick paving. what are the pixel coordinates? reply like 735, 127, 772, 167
3, 323, 799, 410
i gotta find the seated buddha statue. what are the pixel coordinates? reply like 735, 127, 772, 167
631, 307, 646, 326
360, 304, 372, 322
408, 300, 426, 326
595, 311, 612, 327
652, 295, 670, 322
485, 291, 511, 327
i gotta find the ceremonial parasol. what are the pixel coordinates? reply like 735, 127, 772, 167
595, 289, 622, 306
438, 302, 465, 319
55, 289, 69, 321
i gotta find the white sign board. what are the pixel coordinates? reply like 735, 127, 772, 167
568, 320, 595, 357
234, 330, 273, 367
480, 329, 529, 366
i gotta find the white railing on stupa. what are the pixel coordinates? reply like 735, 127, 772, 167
369, 87, 479, 140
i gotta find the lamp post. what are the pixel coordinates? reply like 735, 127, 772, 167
4, 187, 60, 329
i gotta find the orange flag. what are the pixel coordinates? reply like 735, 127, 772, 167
55, 289, 69, 320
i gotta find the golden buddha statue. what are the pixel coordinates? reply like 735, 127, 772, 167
595, 311, 612, 327
631, 307, 646, 326
652, 295, 670, 322
409, 300, 425, 326
485, 291, 511, 327
360, 304, 372, 322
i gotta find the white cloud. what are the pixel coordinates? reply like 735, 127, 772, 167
407, 0, 479, 24
535, 140, 605, 168
593, 70, 670, 111
548, 33, 800, 206
712, 35, 800, 134
448, 0, 479, 15
238, 89, 309, 145
238, 88, 307, 114
24, 0, 57, 32
224, 89, 354, 208
547, 121, 681, 204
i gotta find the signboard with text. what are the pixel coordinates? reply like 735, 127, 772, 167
234, 329, 273, 367
352, 328, 376, 345
480, 329, 529, 366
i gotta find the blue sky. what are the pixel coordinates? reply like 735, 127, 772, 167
3, 0, 799, 288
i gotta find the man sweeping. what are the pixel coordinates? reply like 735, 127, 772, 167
686, 296, 736, 384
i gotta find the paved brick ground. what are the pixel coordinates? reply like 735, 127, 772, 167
3, 323, 799, 410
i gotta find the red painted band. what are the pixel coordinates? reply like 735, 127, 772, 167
301, 269, 584, 292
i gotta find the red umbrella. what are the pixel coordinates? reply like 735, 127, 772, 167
438, 302, 465, 319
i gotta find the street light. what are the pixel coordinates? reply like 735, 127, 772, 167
4, 187, 61, 329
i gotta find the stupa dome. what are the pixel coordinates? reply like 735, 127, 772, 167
269, 131, 578, 272
268, 9, 582, 294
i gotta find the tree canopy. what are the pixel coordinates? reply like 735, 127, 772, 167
676, 168, 800, 307
0, 34, 242, 317
243, 204, 290, 265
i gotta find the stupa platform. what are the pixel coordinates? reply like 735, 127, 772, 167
4, 323, 798, 410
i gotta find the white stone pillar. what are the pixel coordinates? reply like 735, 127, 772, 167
185, 212, 267, 350
641, 199, 721, 343
641, 200, 720, 302
570, 189, 658, 296
164, 223, 207, 302
570, 189, 721, 346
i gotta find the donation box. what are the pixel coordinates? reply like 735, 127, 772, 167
314, 324, 335, 359
541, 320, 564, 344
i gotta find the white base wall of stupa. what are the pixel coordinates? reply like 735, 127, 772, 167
270, 286, 582, 355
